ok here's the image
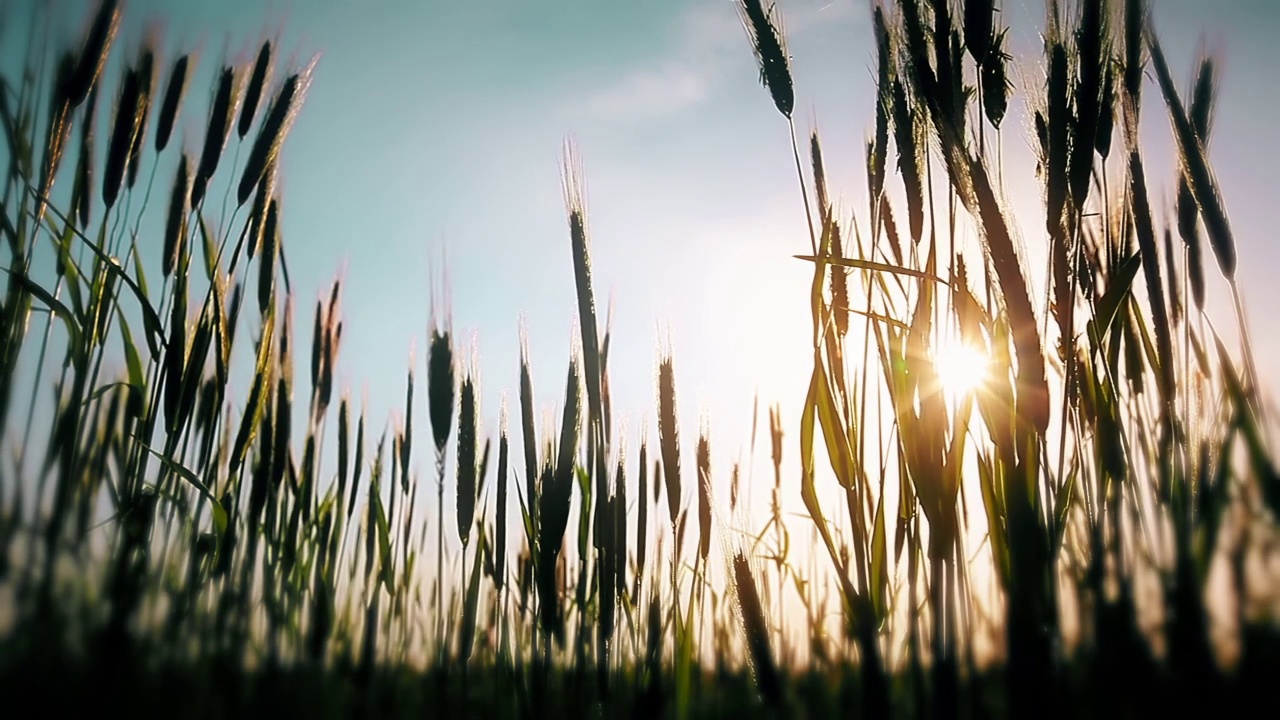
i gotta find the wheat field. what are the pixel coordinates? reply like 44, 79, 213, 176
1, 1, 1278, 718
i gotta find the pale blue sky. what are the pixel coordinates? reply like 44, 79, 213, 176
4, 0, 1278, 570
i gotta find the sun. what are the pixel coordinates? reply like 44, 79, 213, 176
933, 336, 990, 401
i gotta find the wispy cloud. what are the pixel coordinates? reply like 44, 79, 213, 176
583, 0, 854, 120
584, 62, 713, 118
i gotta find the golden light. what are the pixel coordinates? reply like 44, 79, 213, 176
933, 335, 990, 401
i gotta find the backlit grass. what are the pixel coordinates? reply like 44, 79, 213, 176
1, 1, 1278, 717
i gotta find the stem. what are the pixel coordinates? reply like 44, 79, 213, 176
787, 118, 819, 259
459, 539, 469, 664
1230, 284, 1266, 426
436, 451, 446, 660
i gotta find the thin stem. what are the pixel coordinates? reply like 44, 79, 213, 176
787, 118, 819, 259
436, 451, 447, 660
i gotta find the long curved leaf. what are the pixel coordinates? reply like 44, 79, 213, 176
135, 441, 227, 536
7, 270, 82, 356
795, 254, 951, 286
28, 190, 165, 357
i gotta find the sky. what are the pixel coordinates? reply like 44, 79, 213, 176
4, 0, 1279, 642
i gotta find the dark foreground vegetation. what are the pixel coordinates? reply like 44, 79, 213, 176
1, 0, 1278, 717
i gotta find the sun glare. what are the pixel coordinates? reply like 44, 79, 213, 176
933, 337, 990, 401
